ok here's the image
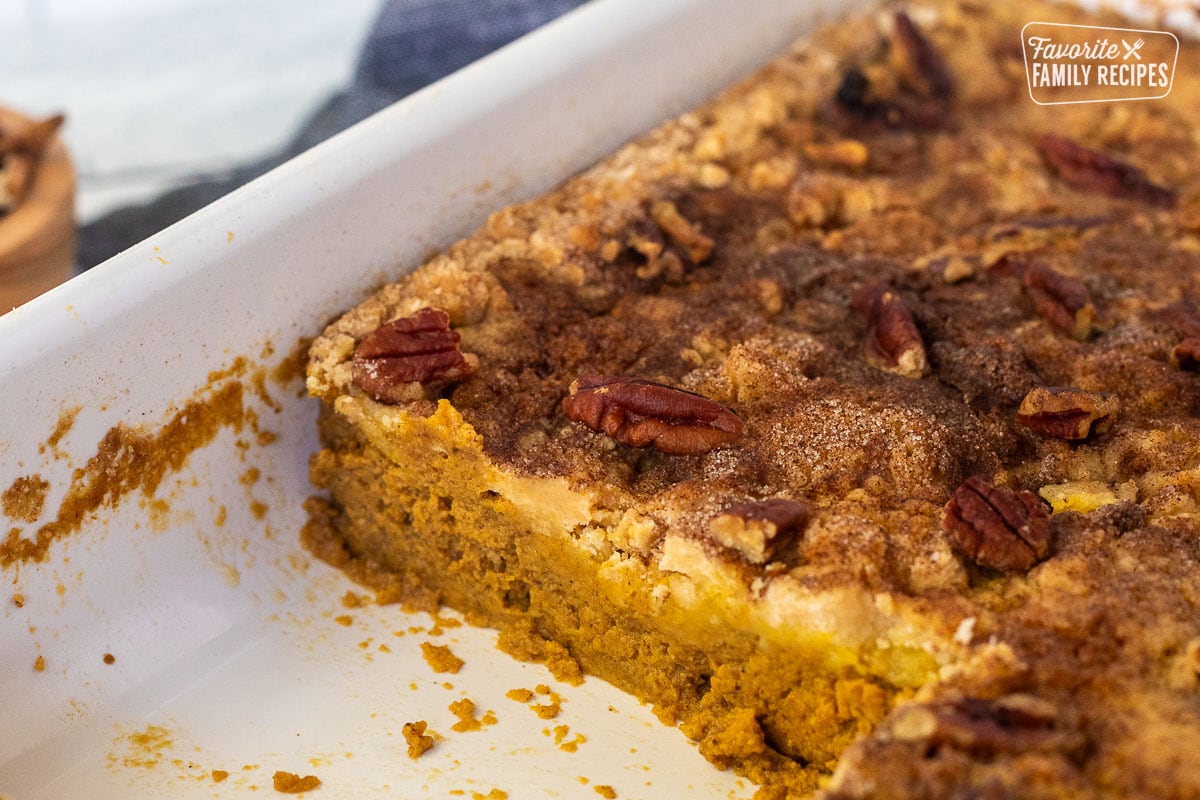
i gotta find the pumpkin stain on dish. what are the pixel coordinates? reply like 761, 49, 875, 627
2, 474, 49, 522
40, 405, 79, 457
0, 340, 309, 571
0, 381, 246, 568
109, 724, 174, 770
144, 498, 171, 533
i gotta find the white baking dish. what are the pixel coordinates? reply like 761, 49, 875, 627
0, 1, 857, 797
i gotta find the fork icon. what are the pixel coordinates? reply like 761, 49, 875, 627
1122, 38, 1145, 60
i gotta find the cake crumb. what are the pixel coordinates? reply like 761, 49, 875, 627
33, 655, 45, 672
334, 615, 353, 627
341, 590, 367, 608
469, 791, 507, 800
449, 698, 497, 732
402, 720, 437, 759
594, 786, 617, 799
420, 641, 464, 674
533, 689, 563, 719
552, 725, 586, 753
103, 653, 115, 665
506, 685, 562, 717
12, 593, 24, 608
272, 770, 320, 793
212, 770, 229, 783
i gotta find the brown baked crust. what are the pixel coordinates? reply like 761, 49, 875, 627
308, 1, 1200, 797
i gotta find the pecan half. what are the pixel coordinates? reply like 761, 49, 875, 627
1021, 263, 1096, 340
562, 375, 743, 456
891, 695, 1083, 757
1016, 386, 1119, 440
707, 498, 811, 564
943, 476, 1051, 572
890, 10, 956, 99
1036, 133, 1177, 208
851, 283, 929, 378
351, 307, 477, 403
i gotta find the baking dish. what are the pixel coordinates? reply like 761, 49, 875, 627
0, 1, 858, 797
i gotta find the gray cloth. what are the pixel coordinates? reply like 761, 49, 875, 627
78, 0, 588, 269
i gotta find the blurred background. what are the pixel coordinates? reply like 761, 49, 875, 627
1, 0, 586, 274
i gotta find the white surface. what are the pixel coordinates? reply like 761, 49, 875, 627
0, 0, 382, 222
0, 0, 856, 797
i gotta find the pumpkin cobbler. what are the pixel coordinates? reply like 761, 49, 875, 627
304, 2, 1200, 797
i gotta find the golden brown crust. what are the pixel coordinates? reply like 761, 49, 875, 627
308, 1, 1200, 797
